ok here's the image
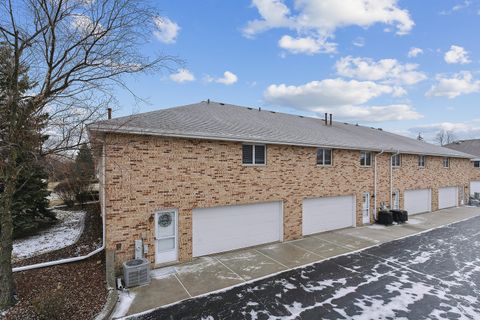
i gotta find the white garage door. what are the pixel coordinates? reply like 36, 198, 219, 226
192, 201, 282, 257
404, 189, 431, 215
302, 195, 355, 236
439, 187, 458, 209
470, 181, 480, 196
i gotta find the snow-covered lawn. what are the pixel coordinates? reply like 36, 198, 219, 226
12, 209, 86, 262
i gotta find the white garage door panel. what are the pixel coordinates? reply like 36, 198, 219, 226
470, 181, 480, 195
439, 187, 457, 209
192, 201, 282, 257
302, 195, 355, 236
404, 189, 431, 215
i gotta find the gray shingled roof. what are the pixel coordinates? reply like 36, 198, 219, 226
89, 101, 474, 158
445, 139, 480, 159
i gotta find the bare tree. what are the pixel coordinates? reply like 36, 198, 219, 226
0, 0, 178, 308
435, 130, 457, 146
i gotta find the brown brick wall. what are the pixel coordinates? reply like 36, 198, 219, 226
101, 133, 477, 269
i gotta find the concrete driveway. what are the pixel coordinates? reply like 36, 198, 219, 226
116, 206, 480, 318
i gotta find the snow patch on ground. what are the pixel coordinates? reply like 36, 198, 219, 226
409, 250, 435, 264
407, 218, 423, 225
12, 209, 86, 262
150, 267, 176, 279
112, 290, 136, 319
175, 257, 218, 274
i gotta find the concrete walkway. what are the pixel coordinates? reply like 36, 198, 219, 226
116, 206, 480, 318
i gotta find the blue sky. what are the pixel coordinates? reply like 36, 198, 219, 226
115, 0, 480, 142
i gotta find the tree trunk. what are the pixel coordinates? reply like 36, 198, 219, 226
0, 152, 18, 309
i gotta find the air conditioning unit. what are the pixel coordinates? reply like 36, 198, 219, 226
475, 192, 480, 200
123, 258, 150, 288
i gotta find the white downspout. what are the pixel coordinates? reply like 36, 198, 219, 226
374, 150, 384, 220
390, 150, 400, 210
13, 142, 107, 273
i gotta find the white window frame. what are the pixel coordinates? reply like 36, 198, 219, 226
418, 155, 426, 168
443, 157, 450, 168
242, 144, 266, 166
360, 151, 372, 167
391, 154, 401, 167
317, 148, 333, 166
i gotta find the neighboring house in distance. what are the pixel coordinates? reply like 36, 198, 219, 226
88, 101, 476, 271
444, 139, 480, 195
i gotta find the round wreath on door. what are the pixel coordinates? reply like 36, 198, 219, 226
158, 212, 173, 227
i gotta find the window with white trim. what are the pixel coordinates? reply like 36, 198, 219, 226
360, 151, 372, 167
242, 144, 266, 165
443, 157, 450, 168
474, 161, 480, 168
418, 155, 425, 167
317, 148, 332, 166
391, 154, 401, 167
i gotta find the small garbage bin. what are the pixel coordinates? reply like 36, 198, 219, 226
390, 209, 408, 223
377, 210, 393, 226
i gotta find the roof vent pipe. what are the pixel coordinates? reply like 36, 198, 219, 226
324, 113, 328, 125
329, 114, 332, 126
107, 108, 112, 120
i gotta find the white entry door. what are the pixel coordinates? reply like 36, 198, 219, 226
459, 186, 464, 205
192, 201, 283, 257
439, 187, 458, 209
302, 195, 356, 235
362, 192, 370, 225
392, 190, 400, 210
155, 210, 178, 264
404, 189, 431, 215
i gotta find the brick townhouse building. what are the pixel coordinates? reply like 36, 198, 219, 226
88, 101, 480, 270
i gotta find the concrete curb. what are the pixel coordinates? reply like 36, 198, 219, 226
94, 288, 118, 320
94, 249, 118, 320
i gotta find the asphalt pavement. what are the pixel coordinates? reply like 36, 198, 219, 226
133, 215, 480, 320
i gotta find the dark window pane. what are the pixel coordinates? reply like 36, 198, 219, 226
254, 145, 265, 164
365, 152, 371, 166
242, 144, 253, 164
360, 152, 366, 166
324, 149, 332, 165
392, 154, 400, 167
317, 148, 324, 165
474, 161, 480, 168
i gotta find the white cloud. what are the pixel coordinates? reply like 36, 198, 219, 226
409, 119, 480, 142
335, 56, 427, 85
205, 71, 238, 85
243, 0, 414, 54
265, 79, 398, 107
352, 37, 365, 47
407, 47, 423, 58
440, 0, 471, 15
331, 104, 422, 122
426, 71, 480, 99
453, 0, 471, 11
71, 15, 103, 35
170, 69, 195, 83
278, 35, 336, 54
153, 16, 180, 44
263, 78, 421, 121
444, 45, 470, 64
